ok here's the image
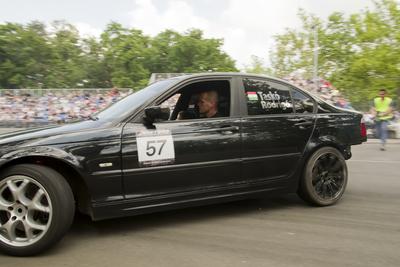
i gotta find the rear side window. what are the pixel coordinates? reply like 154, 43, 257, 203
243, 78, 293, 115
291, 89, 315, 113
317, 101, 336, 113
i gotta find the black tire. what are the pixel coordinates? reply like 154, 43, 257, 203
298, 147, 348, 206
0, 164, 75, 256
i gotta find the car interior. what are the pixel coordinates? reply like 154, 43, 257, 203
159, 80, 231, 120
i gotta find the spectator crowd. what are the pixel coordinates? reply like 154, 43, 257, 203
0, 88, 130, 126
283, 74, 353, 109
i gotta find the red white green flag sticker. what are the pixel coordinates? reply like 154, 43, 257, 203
247, 91, 258, 101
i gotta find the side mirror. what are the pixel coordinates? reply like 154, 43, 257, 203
143, 106, 170, 125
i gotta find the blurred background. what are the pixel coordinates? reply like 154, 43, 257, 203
0, 0, 399, 137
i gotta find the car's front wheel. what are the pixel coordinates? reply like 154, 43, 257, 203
0, 164, 74, 256
298, 147, 348, 206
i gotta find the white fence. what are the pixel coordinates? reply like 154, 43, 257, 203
0, 88, 132, 96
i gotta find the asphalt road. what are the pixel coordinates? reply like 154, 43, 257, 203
0, 139, 399, 267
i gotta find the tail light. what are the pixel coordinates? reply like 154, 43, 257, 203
360, 119, 367, 138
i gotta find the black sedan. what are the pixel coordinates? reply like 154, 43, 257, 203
0, 73, 366, 256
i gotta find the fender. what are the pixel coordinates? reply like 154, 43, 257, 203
0, 146, 86, 180
287, 133, 351, 193
304, 134, 351, 160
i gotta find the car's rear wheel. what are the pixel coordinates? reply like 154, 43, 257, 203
298, 147, 348, 206
0, 164, 74, 256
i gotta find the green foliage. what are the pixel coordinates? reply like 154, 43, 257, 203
244, 55, 273, 75
0, 22, 237, 90
146, 29, 237, 74
100, 23, 150, 89
270, 0, 400, 110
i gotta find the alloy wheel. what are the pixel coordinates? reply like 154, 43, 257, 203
311, 153, 346, 200
0, 175, 52, 247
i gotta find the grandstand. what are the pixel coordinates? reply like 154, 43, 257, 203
0, 88, 131, 127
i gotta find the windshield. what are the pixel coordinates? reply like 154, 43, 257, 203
96, 79, 177, 121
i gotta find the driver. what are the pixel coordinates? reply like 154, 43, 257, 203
197, 90, 221, 118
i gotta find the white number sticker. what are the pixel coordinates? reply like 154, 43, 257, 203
136, 130, 175, 167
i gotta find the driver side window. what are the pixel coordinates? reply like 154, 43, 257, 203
160, 93, 181, 119
158, 80, 231, 121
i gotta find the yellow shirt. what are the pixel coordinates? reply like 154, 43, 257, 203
374, 97, 393, 121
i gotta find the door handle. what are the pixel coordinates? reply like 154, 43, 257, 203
294, 120, 313, 126
294, 120, 314, 129
217, 125, 239, 134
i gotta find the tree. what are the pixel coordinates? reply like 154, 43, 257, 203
45, 21, 87, 88
80, 37, 110, 88
270, 0, 400, 110
0, 22, 52, 88
100, 22, 150, 89
244, 55, 273, 75
0, 21, 238, 89
147, 29, 237, 73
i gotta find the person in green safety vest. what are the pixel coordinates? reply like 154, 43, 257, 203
371, 89, 394, 151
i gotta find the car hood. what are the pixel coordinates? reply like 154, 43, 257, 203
0, 120, 119, 149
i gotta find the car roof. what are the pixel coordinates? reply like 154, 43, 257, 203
169, 72, 288, 83
165, 72, 309, 94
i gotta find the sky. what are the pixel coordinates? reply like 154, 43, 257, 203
0, 0, 376, 69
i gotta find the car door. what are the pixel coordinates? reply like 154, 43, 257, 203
121, 78, 243, 200
240, 77, 315, 186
